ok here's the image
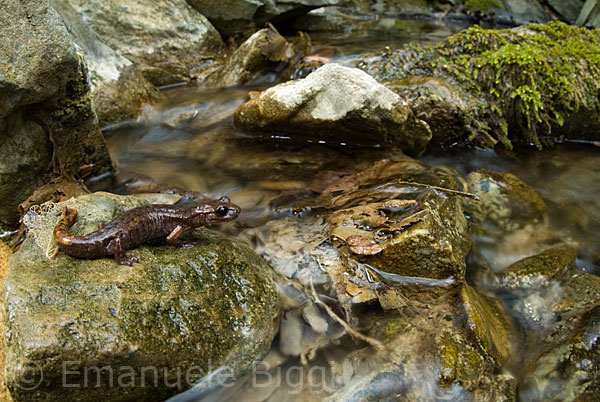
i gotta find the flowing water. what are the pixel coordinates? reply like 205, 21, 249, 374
102, 19, 600, 401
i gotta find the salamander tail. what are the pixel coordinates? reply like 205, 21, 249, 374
53, 207, 79, 245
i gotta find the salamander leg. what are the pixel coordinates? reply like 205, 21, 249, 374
166, 225, 195, 248
109, 237, 142, 266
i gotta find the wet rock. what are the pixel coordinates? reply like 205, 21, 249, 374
521, 305, 600, 402
209, 23, 309, 87
458, 0, 550, 25
3, 193, 280, 402
547, 0, 584, 24
460, 285, 516, 367
386, 76, 485, 151
0, 0, 113, 230
575, 0, 600, 27
325, 159, 471, 282
261, 158, 471, 310
234, 63, 432, 156
466, 169, 546, 233
55, 0, 225, 88
327, 309, 517, 401
492, 245, 575, 293
186, 0, 344, 37
489, 245, 600, 352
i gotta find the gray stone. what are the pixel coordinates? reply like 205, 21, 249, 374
186, 0, 344, 37
501, 0, 550, 23
547, 0, 584, 23
3, 193, 280, 402
49, 0, 158, 127
234, 63, 432, 156
0, 0, 113, 230
58, 0, 225, 87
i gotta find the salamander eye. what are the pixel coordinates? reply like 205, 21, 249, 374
216, 206, 229, 217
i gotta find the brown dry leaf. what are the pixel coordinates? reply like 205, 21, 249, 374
310, 168, 356, 194
346, 235, 383, 256
349, 243, 383, 255
346, 281, 378, 303
328, 204, 387, 228
259, 22, 295, 62
18, 176, 86, 216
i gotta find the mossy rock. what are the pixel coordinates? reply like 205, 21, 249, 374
493, 245, 575, 292
521, 305, 600, 402
460, 284, 516, 367
328, 310, 517, 401
465, 169, 546, 234
2, 193, 280, 402
359, 21, 600, 149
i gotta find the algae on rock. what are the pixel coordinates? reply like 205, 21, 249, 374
359, 21, 600, 150
3, 193, 280, 402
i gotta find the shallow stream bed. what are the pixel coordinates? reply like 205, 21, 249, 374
102, 19, 600, 401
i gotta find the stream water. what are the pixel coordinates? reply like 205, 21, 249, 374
102, 18, 600, 401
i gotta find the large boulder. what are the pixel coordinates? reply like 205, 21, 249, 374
3, 193, 280, 402
359, 21, 600, 150
234, 63, 432, 156
50, 0, 226, 126
0, 0, 113, 230
49, 0, 158, 127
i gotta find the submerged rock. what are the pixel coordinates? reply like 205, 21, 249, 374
0, 0, 113, 230
327, 308, 517, 401
234, 63, 432, 156
466, 169, 546, 234
521, 305, 600, 402
3, 193, 280, 402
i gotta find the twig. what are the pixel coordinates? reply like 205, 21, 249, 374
395, 181, 480, 200
309, 281, 385, 351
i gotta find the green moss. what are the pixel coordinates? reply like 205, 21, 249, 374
369, 21, 600, 149
464, 0, 503, 10
438, 333, 486, 388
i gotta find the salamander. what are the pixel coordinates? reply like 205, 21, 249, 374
53, 196, 241, 266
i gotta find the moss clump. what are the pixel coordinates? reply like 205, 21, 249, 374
364, 21, 600, 149
464, 0, 503, 10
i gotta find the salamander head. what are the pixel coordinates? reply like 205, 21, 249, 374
195, 196, 241, 225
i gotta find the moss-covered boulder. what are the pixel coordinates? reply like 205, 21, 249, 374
0, 0, 113, 230
359, 21, 600, 150
2, 193, 280, 402
234, 63, 432, 156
